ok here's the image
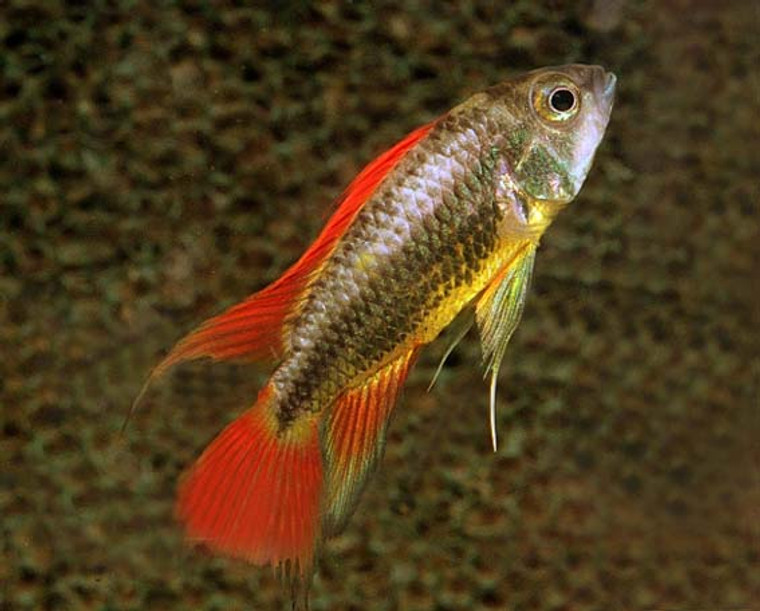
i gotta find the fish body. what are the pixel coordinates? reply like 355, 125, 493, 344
141, 65, 615, 587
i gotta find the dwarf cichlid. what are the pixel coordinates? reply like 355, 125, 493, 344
134, 64, 615, 595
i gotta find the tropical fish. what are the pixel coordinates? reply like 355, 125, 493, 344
134, 64, 615, 597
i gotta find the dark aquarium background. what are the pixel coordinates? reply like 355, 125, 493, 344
2, 1, 757, 609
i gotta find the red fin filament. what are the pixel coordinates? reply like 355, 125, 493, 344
124, 120, 437, 433
149, 121, 438, 571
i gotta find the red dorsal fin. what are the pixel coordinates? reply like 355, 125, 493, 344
123, 120, 437, 435
323, 348, 419, 535
176, 383, 323, 577
149, 120, 437, 379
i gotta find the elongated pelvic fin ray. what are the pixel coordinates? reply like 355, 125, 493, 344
489, 370, 498, 452
475, 246, 536, 451
323, 348, 419, 535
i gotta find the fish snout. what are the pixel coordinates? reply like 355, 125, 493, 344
592, 67, 617, 114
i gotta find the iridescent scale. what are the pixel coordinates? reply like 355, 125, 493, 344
272, 103, 531, 422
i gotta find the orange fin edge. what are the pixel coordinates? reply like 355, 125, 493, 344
323, 348, 420, 535
122, 120, 438, 435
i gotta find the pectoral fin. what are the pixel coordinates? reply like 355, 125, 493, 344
475, 246, 536, 451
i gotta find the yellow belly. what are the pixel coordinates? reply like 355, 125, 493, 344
416, 237, 532, 345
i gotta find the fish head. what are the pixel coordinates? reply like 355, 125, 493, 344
492, 64, 616, 207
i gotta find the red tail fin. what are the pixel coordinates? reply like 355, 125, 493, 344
177, 349, 420, 580
176, 385, 323, 574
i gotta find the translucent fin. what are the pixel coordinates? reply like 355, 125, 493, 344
322, 348, 419, 535
427, 310, 474, 392
475, 247, 536, 451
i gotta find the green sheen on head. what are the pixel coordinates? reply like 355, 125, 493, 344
488, 64, 616, 205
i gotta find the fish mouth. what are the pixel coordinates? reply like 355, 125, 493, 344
593, 68, 617, 115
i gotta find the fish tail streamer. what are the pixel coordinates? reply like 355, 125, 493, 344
175, 348, 419, 575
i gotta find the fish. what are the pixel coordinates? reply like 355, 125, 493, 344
133, 64, 615, 599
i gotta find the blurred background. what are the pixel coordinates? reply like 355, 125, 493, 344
1, 1, 757, 609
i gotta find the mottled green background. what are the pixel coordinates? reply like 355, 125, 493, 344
2, 1, 758, 610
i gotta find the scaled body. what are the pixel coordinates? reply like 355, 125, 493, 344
141, 64, 616, 592
276, 107, 515, 419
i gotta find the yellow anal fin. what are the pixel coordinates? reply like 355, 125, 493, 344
322, 349, 419, 535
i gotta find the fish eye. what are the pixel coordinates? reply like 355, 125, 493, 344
549, 88, 576, 113
532, 76, 581, 124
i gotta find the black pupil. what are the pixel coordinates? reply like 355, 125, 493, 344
550, 89, 575, 112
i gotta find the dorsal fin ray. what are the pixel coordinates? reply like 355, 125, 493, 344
155, 120, 438, 375
124, 121, 437, 431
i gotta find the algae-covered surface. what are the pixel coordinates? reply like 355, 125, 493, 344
2, 1, 758, 609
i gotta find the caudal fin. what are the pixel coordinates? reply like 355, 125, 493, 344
176, 348, 420, 575
175, 384, 323, 575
